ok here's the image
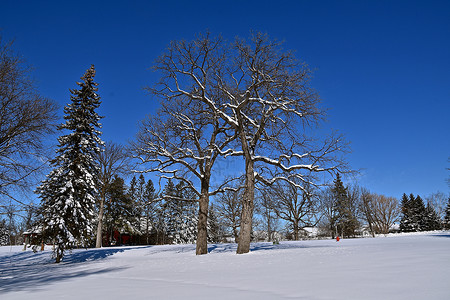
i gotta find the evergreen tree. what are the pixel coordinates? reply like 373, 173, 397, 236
36, 65, 104, 263
442, 198, 450, 230
400, 194, 429, 232
160, 180, 198, 244
135, 174, 146, 235
104, 176, 139, 245
411, 195, 427, 231
400, 193, 414, 232
424, 202, 441, 231
207, 203, 222, 243
142, 178, 156, 244
0, 219, 9, 246
161, 179, 177, 243
128, 176, 138, 203
333, 174, 359, 237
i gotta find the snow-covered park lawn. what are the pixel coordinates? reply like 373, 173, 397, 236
1, 232, 449, 300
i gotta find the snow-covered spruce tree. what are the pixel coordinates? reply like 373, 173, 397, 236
143, 179, 157, 244
399, 193, 413, 232
0, 219, 9, 246
127, 174, 145, 244
162, 180, 198, 244
207, 203, 223, 243
400, 194, 428, 232
424, 202, 442, 231
36, 65, 104, 263
411, 195, 427, 231
104, 176, 140, 245
444, 198, 450, 230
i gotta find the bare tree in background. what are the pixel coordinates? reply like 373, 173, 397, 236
215, 185, 242, 243
256, 187, 280, 242
359, 190, 400, 235
146, 32, 348, 254
95, 141, 131, 248
425, 191, 448, 221
371, 194, 399, 234
0, 36, 58, 206
359, 187, 376, 237
270, 179, 319, 240
318, 187, 339, 238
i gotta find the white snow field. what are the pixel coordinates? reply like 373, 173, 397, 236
1, 232, 449, 300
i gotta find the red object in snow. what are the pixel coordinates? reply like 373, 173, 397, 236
336, 236, 340, 242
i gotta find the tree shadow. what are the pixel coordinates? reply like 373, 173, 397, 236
208, 241, 332, 254
0, 247, 131, 294
430, 233, 450, 238
208, 243, 237, 253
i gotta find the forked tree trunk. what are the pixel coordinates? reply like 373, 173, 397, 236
196, 180, 210, 255
237, 159, 255, 254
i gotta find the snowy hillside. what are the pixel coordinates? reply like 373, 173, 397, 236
1, 232, 449, 300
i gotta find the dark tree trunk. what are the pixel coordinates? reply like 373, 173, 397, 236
293, 225, 299, 241
237, 159, 255, 254
55, 245, 63, 263
196, 180, 210, 255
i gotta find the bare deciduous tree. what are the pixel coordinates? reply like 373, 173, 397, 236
133, 36, 237, 254
0, 37, 58, 206
425, 191, 448, 221
95, 141, 131, 248
318, 187, 339, 238
359, 190, 400, 235
269, 180, 319, 240
256, 188, 280, 242
359, 187, 376, 237
139, 32, 347, 254
215, 186, 242, 243
370, 194, 399, 234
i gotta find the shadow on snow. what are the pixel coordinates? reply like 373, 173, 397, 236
0, 247, 132, 294
0, 241, 336, 293
208, 241, 332, 254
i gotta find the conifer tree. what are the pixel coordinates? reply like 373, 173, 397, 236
424, 202, 441, 231
0, 219, 9, 246
135, 175, 146, 234
142, 178, 156, 244
400, 194, 428, 232
442, 198, 450, 230
207, 203, 222, 243
411, 195, 427, 231
160, 180, 198, 244
104, 176, 139, 245
400, 193, 413, 232
128, 176, 138, 204
333, 174, 358, 237
36, 65, 104, 263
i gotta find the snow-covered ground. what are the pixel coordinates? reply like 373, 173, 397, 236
1, 232, 449, 300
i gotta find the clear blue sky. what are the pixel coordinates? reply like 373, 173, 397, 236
1, 0, 449, 199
